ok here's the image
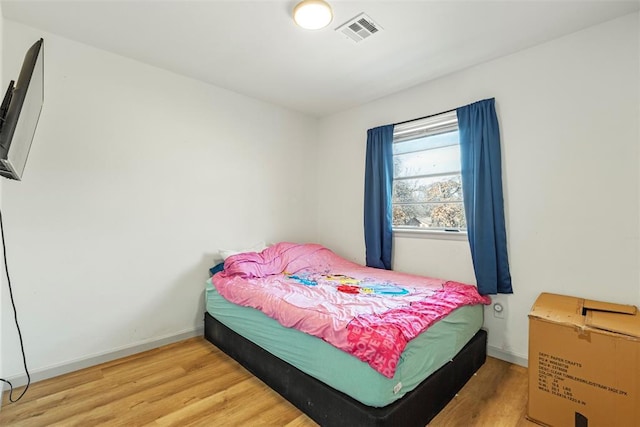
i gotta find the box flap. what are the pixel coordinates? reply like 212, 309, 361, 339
529, 293, 584, 326
584, 299, 637, 315
586, 310, 640, 338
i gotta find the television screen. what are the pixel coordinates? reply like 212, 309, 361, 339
0, 38, 44, 181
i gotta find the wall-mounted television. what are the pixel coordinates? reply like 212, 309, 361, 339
0, 38, 44, 181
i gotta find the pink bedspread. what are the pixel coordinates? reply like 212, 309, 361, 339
213, 242, 490, 378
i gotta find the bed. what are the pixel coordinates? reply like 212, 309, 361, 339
204, 242, 489, 426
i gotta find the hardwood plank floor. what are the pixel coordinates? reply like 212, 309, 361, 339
1, 337, 538, 426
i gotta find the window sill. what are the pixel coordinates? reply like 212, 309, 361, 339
393, 228, 468, 241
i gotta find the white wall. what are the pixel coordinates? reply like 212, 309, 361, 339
0, 21, 319, 381
1, 10, 637, 384
0, 0, 4, 401
316, 12, 640, 365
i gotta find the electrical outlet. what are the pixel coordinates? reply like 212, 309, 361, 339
493, 302, 505, 319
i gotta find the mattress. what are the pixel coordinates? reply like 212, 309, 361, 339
205, 279, 483, 407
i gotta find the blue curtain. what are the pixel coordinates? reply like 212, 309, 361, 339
364, 125, 394, 270
457, 99, 513, 294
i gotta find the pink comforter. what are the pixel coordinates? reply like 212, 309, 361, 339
213, 242, 491, 378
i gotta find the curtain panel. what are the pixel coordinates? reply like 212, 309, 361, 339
457, 98, 513, 295
363, 124, 394, 270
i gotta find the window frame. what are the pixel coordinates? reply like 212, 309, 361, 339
391, 111, 467, 240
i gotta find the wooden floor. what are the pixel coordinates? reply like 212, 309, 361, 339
1, 337, 538, 426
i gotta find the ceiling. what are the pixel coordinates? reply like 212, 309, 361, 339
2, 1, 638, 117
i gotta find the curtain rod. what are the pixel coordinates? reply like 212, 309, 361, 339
393, 107, 457, 127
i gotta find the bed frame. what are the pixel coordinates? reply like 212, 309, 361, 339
204, 312, 487, 426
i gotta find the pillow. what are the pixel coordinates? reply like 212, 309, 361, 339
218, 241, 268, 260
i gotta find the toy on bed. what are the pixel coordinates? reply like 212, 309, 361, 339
205, 242, 490, 426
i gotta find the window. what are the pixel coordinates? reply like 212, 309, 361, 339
392, 111, 466, 233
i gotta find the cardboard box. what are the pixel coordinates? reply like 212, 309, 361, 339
528, 293, 640, 427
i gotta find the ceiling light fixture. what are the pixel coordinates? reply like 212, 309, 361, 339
293, 0, 333, 30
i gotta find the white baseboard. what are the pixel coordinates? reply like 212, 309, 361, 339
5, 327, 204, 388
5, 329, 524, 390
487, 345, 528, 367
0, 381, 5, 411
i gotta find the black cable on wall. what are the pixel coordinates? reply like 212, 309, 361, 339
0, 208, 31, 403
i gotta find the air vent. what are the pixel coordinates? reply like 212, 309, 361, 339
335, 13, 382, 44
